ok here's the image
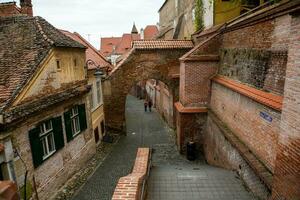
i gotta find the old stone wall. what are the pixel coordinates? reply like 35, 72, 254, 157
272, 13, 300, 200
222, 20, 274, 49
210, 82, 281, 172
204, 115, 270, 199
218, 48, 287, 95
10, 95, 95, 200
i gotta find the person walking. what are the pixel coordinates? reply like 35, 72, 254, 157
148, 99, 153, 112
144, 99, 148, 112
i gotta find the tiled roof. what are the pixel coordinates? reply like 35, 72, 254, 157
132, 40, 194, 50
143, 25, 159, 39
61, 30, 111, 69
0, 16, 85, 112
100, 33, 140, 57
100, 37, 122, 56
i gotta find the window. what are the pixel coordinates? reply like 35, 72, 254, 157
56, 60, 61, 70
70, 106, 81, 136
29, 117, 64, 168
39, 121, 56, 159
64, 104, 87, 142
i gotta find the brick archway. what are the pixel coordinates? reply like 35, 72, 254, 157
103, 40, 193, 131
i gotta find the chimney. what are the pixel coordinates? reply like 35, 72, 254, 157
20, 0, 33, 16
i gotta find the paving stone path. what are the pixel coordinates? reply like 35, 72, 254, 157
72, 95, 256, 200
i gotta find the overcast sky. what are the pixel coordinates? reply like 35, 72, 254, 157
27, 0, 164, 49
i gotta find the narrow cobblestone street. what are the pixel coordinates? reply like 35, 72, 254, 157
72, 95, 255, 200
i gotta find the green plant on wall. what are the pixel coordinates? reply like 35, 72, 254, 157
194, 0, 204, 31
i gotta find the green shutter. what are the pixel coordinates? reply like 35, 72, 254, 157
28, 127, 43, 168
52, 116, 64, 150
64, 110, 73, 142
78, 104, 87, 132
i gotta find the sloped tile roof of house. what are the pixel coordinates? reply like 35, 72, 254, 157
61, 30, 111, 69
144, 25, 159, 39
100, 37, 122, 56
132, 40, 194, 50
0, 16, 85, 112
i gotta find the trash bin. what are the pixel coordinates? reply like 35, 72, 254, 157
186, 141, 196, 161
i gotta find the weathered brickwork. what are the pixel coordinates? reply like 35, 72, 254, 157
272, 13, 300, 200
219, 48, 287, 95
104, 48, 190, 131
180, 61, 218, 107
205, 116, 270, 199
112, 148, 150, 200
0, 2, 20, 17
222, 20, 274, 49
10, 95, 95, 200
210, 82, 280, 172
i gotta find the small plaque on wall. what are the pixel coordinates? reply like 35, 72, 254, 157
260, 111, 273, 122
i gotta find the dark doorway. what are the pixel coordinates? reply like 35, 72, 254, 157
94, 127, 100, 144
100, 121, 105, 136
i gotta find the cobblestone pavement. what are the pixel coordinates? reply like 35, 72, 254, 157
72, 95, 256, 200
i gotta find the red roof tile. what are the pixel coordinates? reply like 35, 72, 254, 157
143, 25, 159, 39
61, 30, 111, 70
100, 37, 122, 56
132, 40, 194, 50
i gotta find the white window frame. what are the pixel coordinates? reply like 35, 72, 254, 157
70, 106, 81, 136
39, 121, 56, 160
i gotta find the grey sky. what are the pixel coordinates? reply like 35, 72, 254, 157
30, 0, 165, 49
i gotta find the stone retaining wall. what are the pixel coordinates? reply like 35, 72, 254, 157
112, 148, 150, 200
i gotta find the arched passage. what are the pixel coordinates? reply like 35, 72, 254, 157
102, 40, 193, 131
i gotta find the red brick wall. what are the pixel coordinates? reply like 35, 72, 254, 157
180, 61, 218, 107
0, 3, 20, 17
223, 20, 274, 49
112, 148, 150, 200
210, 82, 281, 172
272, 13, 300, 200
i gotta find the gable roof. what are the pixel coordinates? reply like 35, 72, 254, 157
144, 25, 159, 39
100, 37, 122, 56
0, 16, 85, 112
132, 40, 194, 50
61, 30, 111, 69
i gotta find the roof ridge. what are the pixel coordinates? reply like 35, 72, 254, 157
74, 32, 110, 65
34, 17, 54, 45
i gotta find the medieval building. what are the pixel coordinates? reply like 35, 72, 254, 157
0, 13, 97, 200
61, 30, 112, 145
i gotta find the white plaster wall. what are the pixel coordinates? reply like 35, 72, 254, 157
203, 0, 214, 29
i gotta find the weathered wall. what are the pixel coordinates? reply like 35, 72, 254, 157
223, 20, 274, 49
10, 95, 95, 200
210, 82, 280, 172
272, 13, 300, 200
176, 112, 206, 154
14, 48, 86, 105
158, 0, 195, 39
219, 48, 287, 95
204, 115, 270, 199
103, 49, 189, 131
